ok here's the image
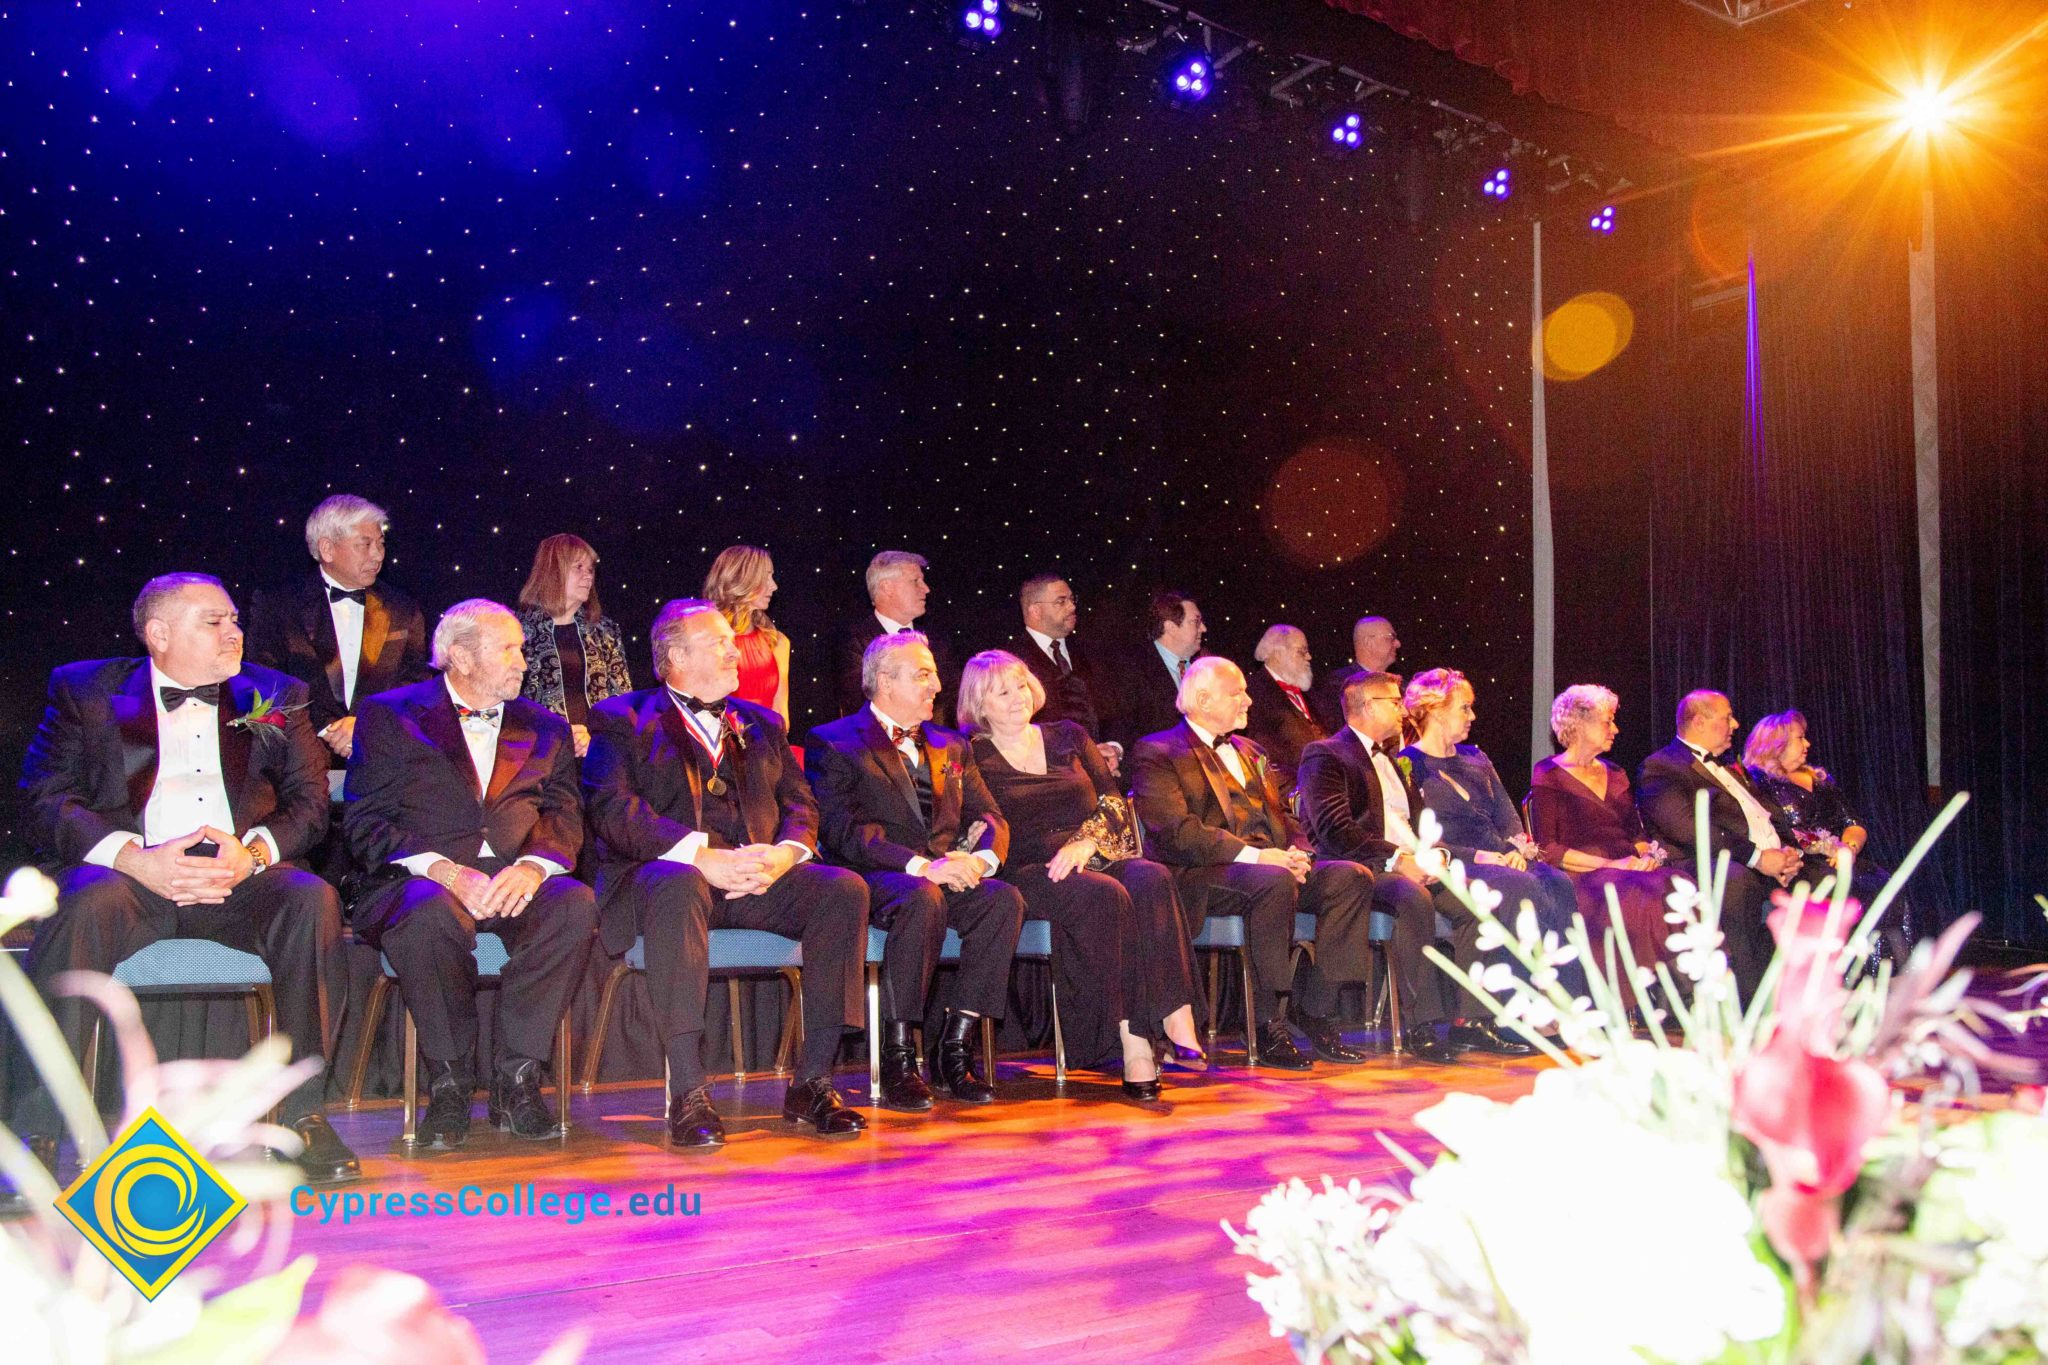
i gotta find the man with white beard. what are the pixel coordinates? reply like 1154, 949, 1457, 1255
1243, 624, 1327, 796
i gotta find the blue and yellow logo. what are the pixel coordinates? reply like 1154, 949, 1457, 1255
55, 1108, 245, 1299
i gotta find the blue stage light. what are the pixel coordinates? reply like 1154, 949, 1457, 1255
963, 0, 1001, 39
1588, 204, 1616, 233
1482, 168, 1511, 200
1329, 113, 1363, 149
1170, 56, 1210, 101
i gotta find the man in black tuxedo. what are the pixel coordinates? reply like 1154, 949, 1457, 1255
1009, 572, 1121, 772
1638, 690, 1817, 1003
807, 632, 1023, 1111
1243, 624, 1327, 795
343, 599, 596, 1147
246, 494, 433, 807
1308, 614, 1401, 735
1129, 657, 1375, 1070
584, 599, 868, 1148
1295, 670, 1496, 1063
1105, 589, 1208, 751
13, 573, 358, 1188
829, 550, 958, 724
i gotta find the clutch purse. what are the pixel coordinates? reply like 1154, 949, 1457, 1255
1077, 792, 1144, 866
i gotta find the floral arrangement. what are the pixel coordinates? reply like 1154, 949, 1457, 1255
1226, 794, 2048, 1364
225, 690, 308, 745
0, 869, 583, 1365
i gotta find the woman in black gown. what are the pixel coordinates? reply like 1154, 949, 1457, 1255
960, 650, 1205, 1099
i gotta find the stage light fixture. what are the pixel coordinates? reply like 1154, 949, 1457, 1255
1482, 168, 1511, 200
962, 0, 1002, 40
1169, 53, 1211, 101
1895, 82, 1954, 135
1329, 112, 1364, 150
1588, 204, 1615, 233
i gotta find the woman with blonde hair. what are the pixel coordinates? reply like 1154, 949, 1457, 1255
960, 649, 1206, 1100
515, 533, 632, 756
1401, 668, 1585, 1046
703, 545, 791, 724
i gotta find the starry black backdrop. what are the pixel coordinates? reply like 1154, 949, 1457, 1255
0, 2, 1666, 861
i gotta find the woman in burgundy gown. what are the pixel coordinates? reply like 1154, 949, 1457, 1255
1527, 685, 1683, 1008
704, 544, 791, 723
960, 650, 1205, 1100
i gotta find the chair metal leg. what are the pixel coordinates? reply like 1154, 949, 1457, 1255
980, 1015, 996, 1087
773, 967, 802, 1076
1240, 948, 1261, 1068
401, 1009, 419, 1146
1202, 953, 1221, 1051
578, 961, 633, 1093
345, 976, 393, 1110
865, 963, 882, 1103
553, 1014, 573, 1137
1047, 973, 1067, 1087
82, 1017, 101, 1110
727, 977, 748, 1084
251, 984, 281, 1126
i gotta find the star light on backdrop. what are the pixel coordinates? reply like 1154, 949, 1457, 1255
0, 0, 1557, 853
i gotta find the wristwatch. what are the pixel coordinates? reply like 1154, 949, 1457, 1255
246, 839, 272, 874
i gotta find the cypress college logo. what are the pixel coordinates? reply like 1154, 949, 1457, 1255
56, 1107, 246, 1300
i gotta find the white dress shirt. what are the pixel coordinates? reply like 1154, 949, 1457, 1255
85, 665, 278, 870
1186, 720, 1264, 865
1349, 726, 1420, 869
871, 704, 999, 878
1025, 626, 1067, 672
1682, 739, 1782, 867
392, 680, 565, 880
320, 570, 367, 709
874, 610, 915, 636
656, 690, 812, 870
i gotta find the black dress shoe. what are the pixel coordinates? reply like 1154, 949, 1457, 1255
1253, 1021, 1314, 1071
669, 1085, 726, 1149
1398, 1024, 1462, 1064
1447, 1019, 1539, 1057
291, 1114, 362, 1184
1288, 1008, 1369, 1065
1120, 1077, 1162, 1102
782, 1076, 865, 1138
1160, 1041, 1210, 1073
879, 1022, 934, 1112
488, 1058, 562, 1140
417, 1061, 473, 1149
931, 1011, 996, 1104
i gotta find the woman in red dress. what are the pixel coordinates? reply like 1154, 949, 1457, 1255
703, 544, 790, 724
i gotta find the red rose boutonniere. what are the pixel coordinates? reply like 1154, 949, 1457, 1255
228, 689, 309, 744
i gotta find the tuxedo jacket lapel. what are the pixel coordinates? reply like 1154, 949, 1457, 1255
859, 710, 923, 827
486, 708, 535, 809
217, 678, 252, 833
360, 588, 393, 690
114, 665, 160, 819
1182, 725, 1235, 818
655, 697, 707, 829
302, 584, 346, 709
418, 690, 482, 800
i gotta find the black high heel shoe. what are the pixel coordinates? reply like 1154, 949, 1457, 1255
1160, 1041, 1209, 1073
1121, 1076, 1162, 1101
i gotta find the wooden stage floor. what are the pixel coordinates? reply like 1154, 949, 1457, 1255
286, 1049, 1549, 1363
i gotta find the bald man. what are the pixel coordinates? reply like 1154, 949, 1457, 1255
1128, 658, 1375, 1071
1309, 615, 1400, 734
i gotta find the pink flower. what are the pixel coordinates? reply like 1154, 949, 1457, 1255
1731, 894, 1892, 1299
268, 1265, 486, 1365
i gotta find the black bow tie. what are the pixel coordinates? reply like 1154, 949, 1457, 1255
670, 689, 728, 719
1209, 733, 1234, 752
1697, 747, 1725, 767
1373, 739, 1402, 760
887, 724, 921, 748
159, 683, 221, 711
456, 704, 499, 723
326, 584, 367, 606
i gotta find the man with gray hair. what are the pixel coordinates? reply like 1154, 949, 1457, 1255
11, 572, 358, 1202
1243, 623, 1327, 795
1129, 657, 1376, 1071
247, 493, 432, 808
830, 549, 957, 722
344, 599, 595, 1149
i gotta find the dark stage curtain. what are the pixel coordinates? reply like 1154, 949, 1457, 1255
1936, 198, 2048, 945
1651, 224, 1945, 934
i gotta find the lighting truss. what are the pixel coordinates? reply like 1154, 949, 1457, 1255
1674, 0, 1821, 27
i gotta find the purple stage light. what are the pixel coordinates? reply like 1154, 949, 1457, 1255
1170, 56, 1210, 100
1482, 168, 1511, 200
963, 1, 1001, 39
1589, 205, 1615, 233
1329, 113, 1363, 149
